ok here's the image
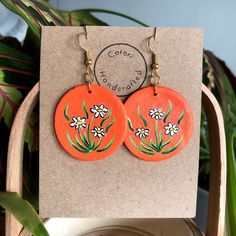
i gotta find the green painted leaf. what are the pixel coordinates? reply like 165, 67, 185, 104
164, 100, 172, 123
105, 118, 116, 133
87, 117, 94, 144
64, 103, 70, 121
159, 130, 163, 150
150, 139, 158, 150
127, 117, 134, 131
66, 131, 88, 153
129, 136, 154, 155
162, 136, 183, 154
82, 100, 89, 119
97, 137, 114, 152
81, 131, 91, 149
137, 106, 147, 127
100, 109, 112, 127
160, 137, 173, 151
0, 192, 49, 236
93, 137, 102, 150
140, 142, 154, 152
154, 119, 159, 146
142, 139, 156, 150
178, 109, 184, 125
75, 135, 90, 152
90, 141, 95, 149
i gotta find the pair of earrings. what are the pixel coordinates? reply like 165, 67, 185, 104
54, 29, 194, 162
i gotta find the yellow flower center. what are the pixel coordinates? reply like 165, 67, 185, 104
77, 121, 83, 125
141, 129, 145, 134
98, 109, 103, 112
170, 128, 174, 131
97, 130, 102, 134
155, 111, 160, 115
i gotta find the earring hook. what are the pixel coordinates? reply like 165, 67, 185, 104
147, 27, 159, 96
147, 27, 157, 54
75, 27, 94, 93
76, 31, 88, 53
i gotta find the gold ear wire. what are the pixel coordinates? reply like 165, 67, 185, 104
147, 27, 160, 96
75, 28, 94, 93
75, 32, 88, 52
146, 27, 157, 54
147, 36, 156, 55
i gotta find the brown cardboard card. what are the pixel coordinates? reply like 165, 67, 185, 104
39, 26, 203, 218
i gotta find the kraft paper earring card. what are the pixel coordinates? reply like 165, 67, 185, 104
39, 26, 203, 218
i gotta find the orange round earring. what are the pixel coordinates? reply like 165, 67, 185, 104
124, 31, 194, 162
54, 31, 127, 161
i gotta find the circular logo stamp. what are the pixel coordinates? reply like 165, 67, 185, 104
94, 43, 147, 97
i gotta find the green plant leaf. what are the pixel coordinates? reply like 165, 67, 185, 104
60, 10, 107, 26
0, 37, 39, 211
226, 130, 236, 236
0, 35, 22, 49
200, 146, 210, 156
162, 136, 183, 154
0, 191, 49, 236
201, 51, 236, 234
97, 137, 114, 152
0, 38, 38, 157
105, 118, 116, 133
137, 106, 147, 127
0, 0, 67, 43
24, 110, 39, 152
0, 41, 37, 127
64, 103, 70, 121
164, 100, 172, 123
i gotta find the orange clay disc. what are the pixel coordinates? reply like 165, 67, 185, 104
124, 86, 194, 162
54, 84, 127, 161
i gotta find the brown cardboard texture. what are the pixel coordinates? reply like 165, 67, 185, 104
39, 26, 203, 218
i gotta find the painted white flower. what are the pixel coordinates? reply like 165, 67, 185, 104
149, 108, 165, 120
164, 122, 180, 136
135, 127, 149, 139
70, 116, 87, 130
91, 126, 106, 138
90, 104, 108, 118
